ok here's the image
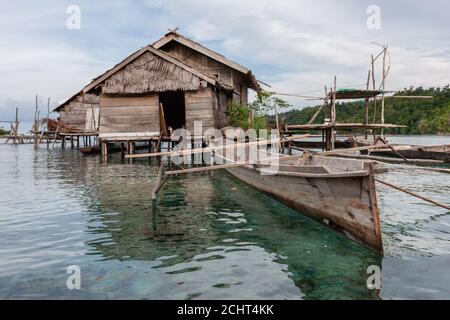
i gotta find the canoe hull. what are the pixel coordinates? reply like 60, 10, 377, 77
369, 148, 450, 162
225, 164, 383, 254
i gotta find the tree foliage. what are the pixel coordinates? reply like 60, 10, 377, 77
226, 91, 290, 132
273, 86, 450, 134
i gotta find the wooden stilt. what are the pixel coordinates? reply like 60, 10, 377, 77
101, 141, 108, 162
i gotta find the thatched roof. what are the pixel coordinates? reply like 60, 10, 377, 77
83, 45, 234, 93
54, 31, 260, 112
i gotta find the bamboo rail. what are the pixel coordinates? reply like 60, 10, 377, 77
376, 179, 450, 211
125, 135, 309, 159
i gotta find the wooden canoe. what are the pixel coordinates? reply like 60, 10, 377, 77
368, 144, 450, 162
216, 152, 384, 255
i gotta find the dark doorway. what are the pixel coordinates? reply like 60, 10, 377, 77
159, 91, 186, 130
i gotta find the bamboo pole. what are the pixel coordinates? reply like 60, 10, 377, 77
386, 96, 433, 99
152, 161, 166, 200
377, 136, 409, 162
380, 46, 387, 138
330, 77, 337, 150
307, 87, 328, 125
268, 92, 325, 100
329, 153, 444, 165
125, 135, 309, 159
371, 55, 377, 125
34, 95, 38, 146
364, 70, 371, 139
376, 179, 450, 211
319, 143, 401, 156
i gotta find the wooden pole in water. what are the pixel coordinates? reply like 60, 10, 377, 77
376, 179, 450, 211
34, 95, 38, 147
380, 46, 387, 138
331, 76, 337, 150
371, 55, 377, 125
152, 161, 166, 201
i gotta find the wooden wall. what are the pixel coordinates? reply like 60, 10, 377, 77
185, 87, 216, 133
59, 94, 99, 132
99, 94, 160, 138
160, 42, 250, 103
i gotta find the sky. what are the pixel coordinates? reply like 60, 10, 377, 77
0, 0, 449, 123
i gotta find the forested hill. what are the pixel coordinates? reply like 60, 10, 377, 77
278, 86, 450, 134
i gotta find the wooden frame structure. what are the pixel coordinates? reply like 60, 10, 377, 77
53, 30, 260, 160
282, 46, 412, 151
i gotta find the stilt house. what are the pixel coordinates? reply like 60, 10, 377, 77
54, 30, 260, 141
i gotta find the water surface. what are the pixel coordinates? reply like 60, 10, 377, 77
0, 136, 449, 299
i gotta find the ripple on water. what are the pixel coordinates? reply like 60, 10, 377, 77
0, 141, 449, 299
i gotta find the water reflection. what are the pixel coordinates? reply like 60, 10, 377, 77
14, 144, 450, 298
48, 151, 380, 299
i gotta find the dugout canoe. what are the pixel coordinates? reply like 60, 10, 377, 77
367, 144, 450, 162
217, 152, 384, 255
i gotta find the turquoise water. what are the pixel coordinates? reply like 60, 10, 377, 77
0, 136, 449, 299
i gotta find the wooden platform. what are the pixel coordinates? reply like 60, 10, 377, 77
286, 123, 407, 130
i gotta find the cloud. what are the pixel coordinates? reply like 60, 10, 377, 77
0, 0, 449, 120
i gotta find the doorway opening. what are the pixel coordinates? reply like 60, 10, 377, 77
159, 91, 186, 130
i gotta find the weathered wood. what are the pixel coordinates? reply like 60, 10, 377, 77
320, 143, 401, 156
99, 95, 160, 136
329, 153, 444, 165
287, 123, 406, 130
219, 152, 384, 254
165, 154, 304, 175
100, 124, 160, 133
368, 145, 450, 162
100, 95, 159, 106
152, 161, 166, 201
101, 115, 158, 125
159, 103, 169, 137
185, 87, 215, 132
377, 137, 409, 162
100, 107, 156, 117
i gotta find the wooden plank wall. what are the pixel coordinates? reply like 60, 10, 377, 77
99, 95, 160, 137
185, 87, 216, 133
60, 94, 99, 131
214, 89, 230, 129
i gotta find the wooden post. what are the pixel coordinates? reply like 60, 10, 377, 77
34, 95, 38, 146
331, 76, 337, 150
101, 141, 108, 162
321, 129, 325, 151
371, 55, 377, 124
52, 126, 59, 148
46, 98, 50, 148
380, 46, 387, 138
364, 70, 371, 139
